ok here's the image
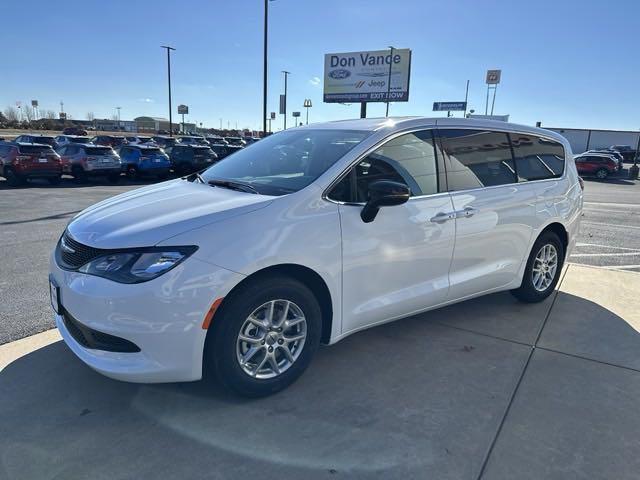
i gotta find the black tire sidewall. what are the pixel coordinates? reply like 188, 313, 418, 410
514, 231, 564, 302
209, 276, 322, 397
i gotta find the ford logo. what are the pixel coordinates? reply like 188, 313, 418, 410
329, 69, 351, 80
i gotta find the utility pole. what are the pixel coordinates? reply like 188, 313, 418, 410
262, 0, 269, 137
161, 45, 175, 136
116, 107, 121, 130
464, 80, 469, 117
385, 46, 395, 117
282, 70, 290, 130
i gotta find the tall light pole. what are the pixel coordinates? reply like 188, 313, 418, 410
385, 46, 395, 117
161, 45, 175, 136
303, 99, 312, 125
262, 0, 269, 137
282, 70, 290, 130
116, 107, 121, 130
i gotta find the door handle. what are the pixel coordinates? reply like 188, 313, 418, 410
430, 212, 455, 223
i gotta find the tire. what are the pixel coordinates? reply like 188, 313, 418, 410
595, 168, 609, 180
126, 165, 138, 179
206, 275, 322, 397
48, 176, 62, 185
158, 172, 169, 181
72, 167, 87, 184
5, 168, 25, 187
511, 231, 564, 303
107, 173, 120, 184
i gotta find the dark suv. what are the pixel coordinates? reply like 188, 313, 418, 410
0, 142, 62, 186
92, 135, 128, 148
166, 144, 218, 174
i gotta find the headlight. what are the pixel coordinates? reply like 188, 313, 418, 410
78, 246, 197, 283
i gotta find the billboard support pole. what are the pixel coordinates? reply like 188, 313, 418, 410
490, 83, 498, 115
360, 102, 367, 119
484, 84, 490, 115
385, 46, 394, 117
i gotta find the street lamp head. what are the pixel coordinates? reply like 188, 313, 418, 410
161, 45, 176, 51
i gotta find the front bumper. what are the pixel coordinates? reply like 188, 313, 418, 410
50, 253, 244, 383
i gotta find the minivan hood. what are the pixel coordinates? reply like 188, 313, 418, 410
67, 179, 274, 248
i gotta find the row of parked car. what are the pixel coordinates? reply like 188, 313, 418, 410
573, 145, 635, 179
0, 133, 259, 186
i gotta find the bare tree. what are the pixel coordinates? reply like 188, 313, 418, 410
86, 112, 95, 121
4, 106, 19, 122
23, 105, 35, 122
45, 110, 56, 119
111, 114, 119, 121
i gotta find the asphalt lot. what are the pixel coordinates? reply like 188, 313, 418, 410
0, 171, 638, 345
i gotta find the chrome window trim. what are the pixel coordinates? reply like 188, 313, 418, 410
322, 125, 568, 205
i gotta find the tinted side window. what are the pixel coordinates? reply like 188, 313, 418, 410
329, 130, 438, 203
511, 135, 565, 181
439, 129, 515, 190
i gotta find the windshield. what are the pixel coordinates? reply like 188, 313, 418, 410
200, 129, 369, 196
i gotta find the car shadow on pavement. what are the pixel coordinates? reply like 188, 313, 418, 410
1, 291, 639, 480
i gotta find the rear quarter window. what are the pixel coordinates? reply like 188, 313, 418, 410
510, 135, 565, 181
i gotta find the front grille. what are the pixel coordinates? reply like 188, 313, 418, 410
57, 231, 107, 269
63, 310, 140, 353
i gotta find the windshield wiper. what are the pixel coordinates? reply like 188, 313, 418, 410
207, 178, 258, 194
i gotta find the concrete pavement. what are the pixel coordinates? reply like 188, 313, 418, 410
1, 263, 639, 479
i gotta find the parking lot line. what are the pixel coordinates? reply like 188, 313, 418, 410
575, 242, 640, 251
581, 221, 640, 230
571, 252, 640, 257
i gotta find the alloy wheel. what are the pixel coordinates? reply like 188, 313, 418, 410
532, 244, 558, 292
236, 299, 307, 379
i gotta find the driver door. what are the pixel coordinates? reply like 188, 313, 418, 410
328, 129, 456, 335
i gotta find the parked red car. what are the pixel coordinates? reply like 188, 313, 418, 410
574, 154, 617, 180
0, 142, 62, 186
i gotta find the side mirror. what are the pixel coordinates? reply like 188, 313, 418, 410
361, 180, 410, 223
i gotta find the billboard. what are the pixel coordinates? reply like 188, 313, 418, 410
323, 49, 411, 103
486, 69, 502, 85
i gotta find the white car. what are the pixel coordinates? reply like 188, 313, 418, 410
49, 117, 583, 396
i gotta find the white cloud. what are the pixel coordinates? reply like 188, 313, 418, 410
138, 98, 154, 103
308, 76, 321, 86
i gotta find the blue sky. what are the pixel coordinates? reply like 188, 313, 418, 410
2, 0, 639, 131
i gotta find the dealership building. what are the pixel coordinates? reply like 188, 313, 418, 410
134, 116, 195, 133
545, 127, 639, 155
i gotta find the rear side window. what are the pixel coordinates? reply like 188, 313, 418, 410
511, 135, 565, 181
439, 129, 516, 190
329, 130, 439, 203
140, 148, 161, 155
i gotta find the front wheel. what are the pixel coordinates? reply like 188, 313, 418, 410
595, 168, 609, 180
126, 165, 138, 179
206, 275, 322, 397
511, 231, 564, 303
107, 173, 120, 184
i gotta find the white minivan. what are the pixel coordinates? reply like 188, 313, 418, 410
49, 117, 583, 396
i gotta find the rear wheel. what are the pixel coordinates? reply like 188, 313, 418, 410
48, 176, 62, 185
126, 165, 138, 179
595, 168, 609, 180
72, 166, 87, 184
206, 275, 322, 397
5, 168, 25, 187
511, 231, 564, 303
